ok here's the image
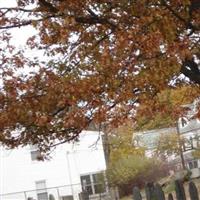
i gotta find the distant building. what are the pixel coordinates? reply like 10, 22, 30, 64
133, 100, 200, 178
133, 127, 177, 157
0, 130, 109, 200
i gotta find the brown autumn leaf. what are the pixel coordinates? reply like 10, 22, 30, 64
0, 0, 199, 154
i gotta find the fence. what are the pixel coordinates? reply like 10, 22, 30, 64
133, 180, 199, 200
0, 183, 119, 200
0, 184, 80, 200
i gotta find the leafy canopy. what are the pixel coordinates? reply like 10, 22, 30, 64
0, 0, 200, 153
134, 86, 199, 130
107, 122, 145, 163
155, 132, 181, 158
106, 154, 166, 193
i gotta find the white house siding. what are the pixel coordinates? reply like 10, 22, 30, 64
0, 130, 107, 200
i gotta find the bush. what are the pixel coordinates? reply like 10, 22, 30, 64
107, 155, 168, 197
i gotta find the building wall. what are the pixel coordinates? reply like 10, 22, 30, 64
0, 130, 107, 200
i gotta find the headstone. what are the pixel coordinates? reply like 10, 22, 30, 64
133, 187, 142, 200
155, 183, 165, 200
189, 181, 199, 200
145, 182, 156, 200
175, 180, 186, 200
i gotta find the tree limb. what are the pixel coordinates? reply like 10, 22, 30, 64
181, 59, 200, 84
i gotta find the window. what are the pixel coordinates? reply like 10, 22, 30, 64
81, 175, 92, 194
30, 145, 42, 161
193, 160, 198, 168
181, 117, 188, 127
183, 138, 193, 151
61, 196, 73, 200
35, 180, 48, 200
37, 193, 48, 200
92, 173, 105, 194
188, 160, 198, 169
80, 172, 106, 195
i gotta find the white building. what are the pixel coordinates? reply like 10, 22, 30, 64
0, 130, 108, 200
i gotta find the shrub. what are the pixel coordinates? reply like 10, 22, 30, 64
107, 155, 168, 196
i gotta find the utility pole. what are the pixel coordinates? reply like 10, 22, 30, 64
176, 121, 186, 170
66, 151, 74, 196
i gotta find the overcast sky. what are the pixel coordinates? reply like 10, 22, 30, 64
0, 1, 38, 48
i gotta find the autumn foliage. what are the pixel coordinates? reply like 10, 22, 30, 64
0, 0, 200, 153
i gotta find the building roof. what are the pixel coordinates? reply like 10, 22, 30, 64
133, 127, 176, 150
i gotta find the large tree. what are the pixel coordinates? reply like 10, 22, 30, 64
0, 0, 200, 154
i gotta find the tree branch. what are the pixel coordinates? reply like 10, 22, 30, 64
181, 58, 200, 84
0, 13, 116, 30
0, 7, 37, 13
161, 0, 199, 32
0, 14, 63, 30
